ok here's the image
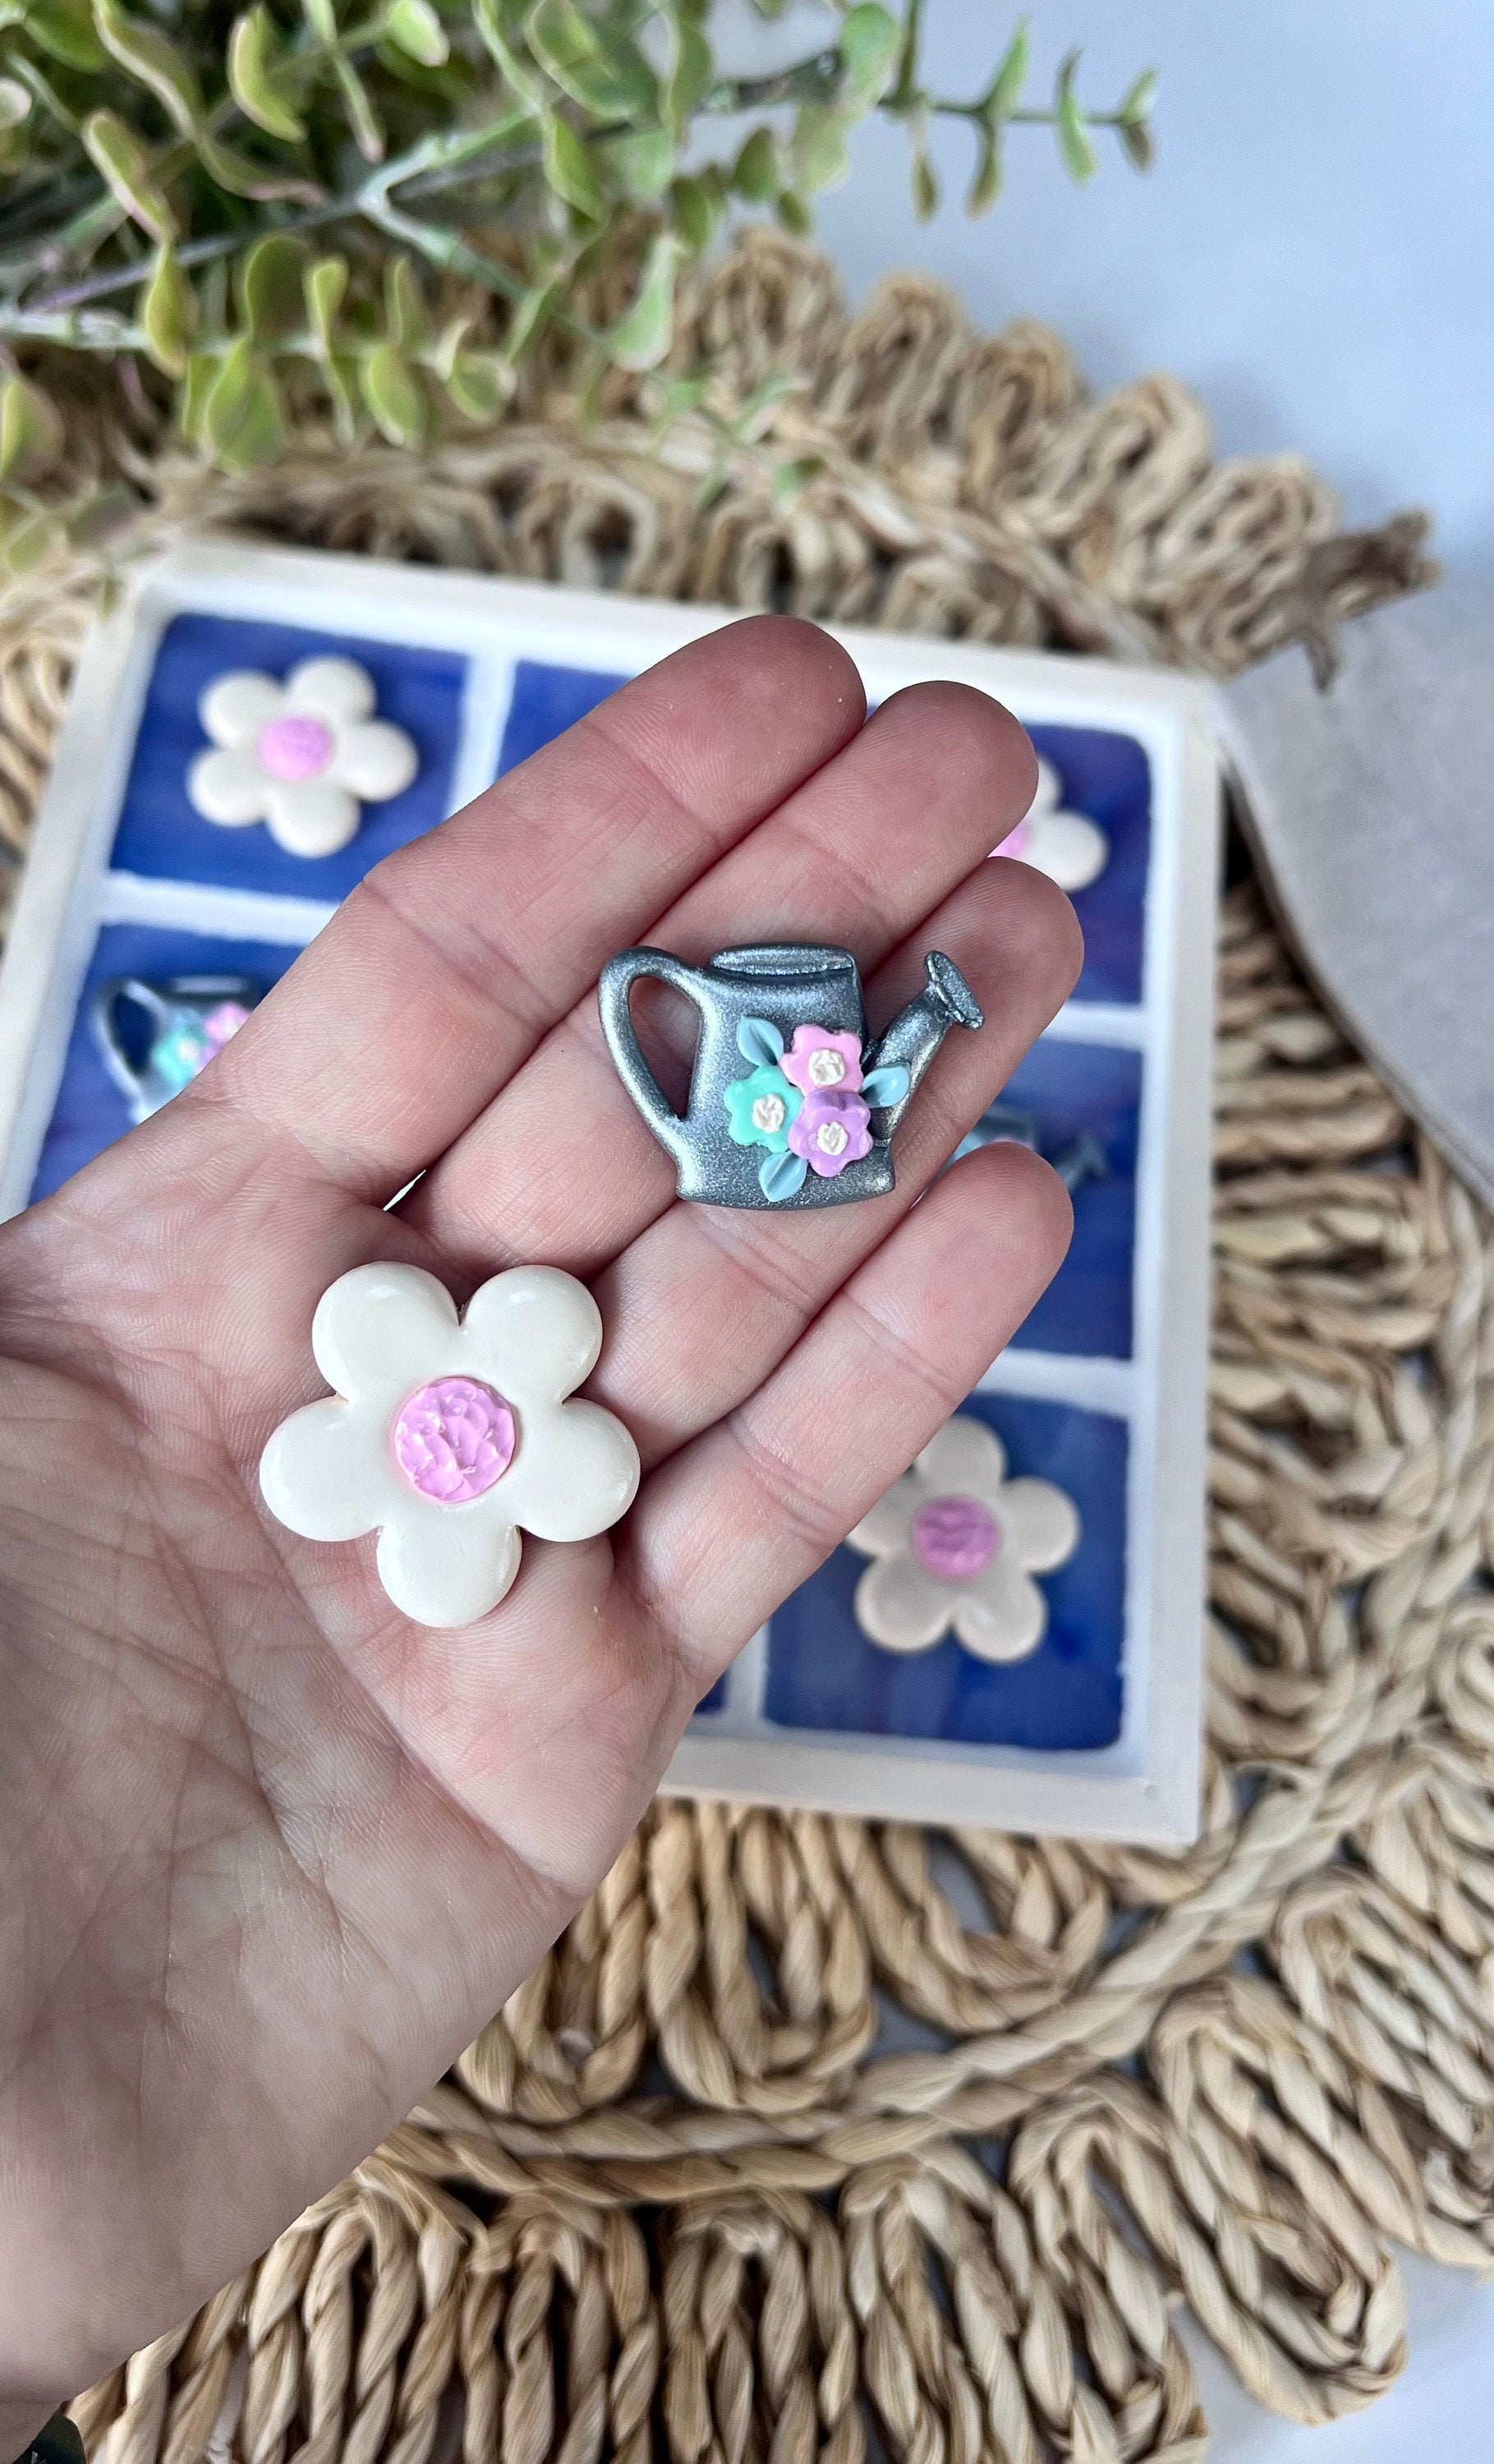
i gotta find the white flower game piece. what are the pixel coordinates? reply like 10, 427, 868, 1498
260, 1262, 640, 1627
187, 656, 418, 857
994, 756, 1110, 893
847, 1414, 1079, 1663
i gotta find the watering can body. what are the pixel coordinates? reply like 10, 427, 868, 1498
599, 941, 982, 1211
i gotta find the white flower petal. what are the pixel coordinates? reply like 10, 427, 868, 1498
188, 745, 269, 825
332, 719, 418, 803
313, 1262, 462, 1404
286, 656, 375, 724
200, 671, 283, 747
853, 1549, 952, 1653
915, 1415, 1006, 1499
462, 1266, 604, 1408
997, 1476, 1080, 1574
847, 1471, 921, 1559
376, 1499, 522, 1628
1023, 809, 1109, 894
1028, 756, 1062, 817
953, 1558, 1049, 1662
264, 779, 361, 857
497, 1397, 639, 1542
260, 1395, 386, 1542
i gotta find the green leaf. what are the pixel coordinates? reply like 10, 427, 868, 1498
384, 253, 428, 352
386, 0, 448, 67
0, 375, 64, 483
177, 352, 216, 447
759, 1147, 807, 1202
333, 53, 383, 161
967, 123, 1000, 214
663, 17, 712, 136
607, 231, 681, 373
910, 142, 939, 223
738, 1017, 784, 1066
790, 103, 850, 195
0, 77, 31, 131
0, 503, 64, 579
304, 254, 347, 353
237, 233, 306, 342
526, 0, 654, 117
360, 342, 427, 447
542, 111, 602, 218
139, 245, 195, 378
446, 351, 513, 421
732, 125, 778, 204
775, 189, 811, 237
983, 21, 1028, 118
20, 0, 104, 71
1054, 50, 1096, 182
92, 0, 202, 139
669, 172, 721, 256
838, 2, 899, 114
195, 129, 321, 203
228, 6, 306, 143
1118, 67, 1158, 125
604, 126, 673, 201
81, 110, 177, 243
201, 338, 285, 471
1118, 117, 1154, 172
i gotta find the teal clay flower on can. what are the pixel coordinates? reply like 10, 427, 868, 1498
724, 1062, 802, 1152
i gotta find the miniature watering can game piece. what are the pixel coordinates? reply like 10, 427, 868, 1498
260, 1262, 640, 1629
600, 941, 983, 1208
187, 655, 418, 857
91, 973, 258, 1123
847, 1414, 1080, 1662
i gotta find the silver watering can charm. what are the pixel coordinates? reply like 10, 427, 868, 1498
600, 942, 983, 1210
91, 973, 259, 1123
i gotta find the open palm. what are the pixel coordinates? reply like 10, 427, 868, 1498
0, 616, 1078, 2421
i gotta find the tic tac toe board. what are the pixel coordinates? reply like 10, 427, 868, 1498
0, 540, 1219, 1841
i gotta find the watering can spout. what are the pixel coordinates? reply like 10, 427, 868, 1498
867, 952, 985, 1136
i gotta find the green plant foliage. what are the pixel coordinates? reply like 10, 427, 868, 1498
0, 0, 1156, 497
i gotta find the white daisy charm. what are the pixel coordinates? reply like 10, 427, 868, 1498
847, 1414, 1079, 1663
260, 1262, 640, 1627
994, 756, 1109, 893
187, 657, 418, 858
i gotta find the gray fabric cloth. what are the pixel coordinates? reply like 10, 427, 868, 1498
1216, 578, 1494, 1210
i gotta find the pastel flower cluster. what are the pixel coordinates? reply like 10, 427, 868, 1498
724, 1018, 908, 1202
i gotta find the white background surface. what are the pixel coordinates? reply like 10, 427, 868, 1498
715, 0, 1494, 573
729, 2, 1494, 2453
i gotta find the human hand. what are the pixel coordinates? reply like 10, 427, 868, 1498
0, 615, 1078, 2424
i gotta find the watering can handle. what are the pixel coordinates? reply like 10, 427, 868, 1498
90, 976, 172, 1106
598, 948, 710, 1161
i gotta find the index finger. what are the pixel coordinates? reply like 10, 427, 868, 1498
181, 617, 867, 1200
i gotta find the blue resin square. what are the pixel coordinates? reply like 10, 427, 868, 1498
112, 614, 464, 899
30, 922, 302, 1203
963, 1038, 1141, 1359
497, 660, 628, 776
765, 1391, 1127, 1751
1025, 724, 1151, 1006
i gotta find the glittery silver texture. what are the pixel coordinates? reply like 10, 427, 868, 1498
599, 942, 983, 1210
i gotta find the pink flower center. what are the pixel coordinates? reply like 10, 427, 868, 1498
258, 713, 334, 782
393, 1377, 516, 1504
911, 1493, 1000, 1581
201, 1000, 250, 1054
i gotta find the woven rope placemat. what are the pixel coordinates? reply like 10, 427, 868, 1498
7, 232, 1489, 2460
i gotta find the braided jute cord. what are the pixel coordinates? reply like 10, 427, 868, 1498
7, 231, 1485, 2455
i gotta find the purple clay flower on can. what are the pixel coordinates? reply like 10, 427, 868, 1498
788, 1087, 874, 1177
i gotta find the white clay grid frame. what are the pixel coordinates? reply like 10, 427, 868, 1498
0, 540, 1220, 1844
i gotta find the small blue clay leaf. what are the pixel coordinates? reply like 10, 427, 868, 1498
861, 1064, 911, 1109
760, 1147, 808, 1202
738, 1015, 784, 1068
